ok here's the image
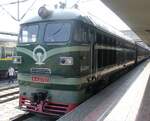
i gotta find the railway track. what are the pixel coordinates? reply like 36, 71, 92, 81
10, 113, 58, 121
0, 85, 19, 103
10, 113, 34, 121
0, 85, 18, 91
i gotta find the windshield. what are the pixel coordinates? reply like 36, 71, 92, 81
44, 23, 71, 42
19, 24, 38, 43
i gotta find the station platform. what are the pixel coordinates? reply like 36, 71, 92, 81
57, 59, 150, 121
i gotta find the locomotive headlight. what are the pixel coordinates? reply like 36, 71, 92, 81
60, 57, 73, 65
38, 6, 53, 19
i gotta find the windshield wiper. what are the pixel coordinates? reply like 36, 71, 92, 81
50, 24, 64, 37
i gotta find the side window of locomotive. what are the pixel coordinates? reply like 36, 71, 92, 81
73, 24, 88, 43
73, 25, 78, 42
112, 38, 116, 47
96, 32, 102, 44
96, 32, 103, 68
0, 47, 2, 58
107, 37, 111, 46
89, 29, 95, 42
20, 25, 38, 43
103, 35, 108, 46
73, 24, 81, 43
82, 27, 88, 43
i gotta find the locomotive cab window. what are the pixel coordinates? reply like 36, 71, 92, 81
19, 24, 38, 43
44, 22, 71, 43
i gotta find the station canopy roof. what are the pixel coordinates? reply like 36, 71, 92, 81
101, 0, 150, 47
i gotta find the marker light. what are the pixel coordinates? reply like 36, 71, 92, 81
60, 57, 74, 65
38, 6, 52, 19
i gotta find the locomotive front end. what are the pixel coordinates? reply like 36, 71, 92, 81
16, 8, 91, 117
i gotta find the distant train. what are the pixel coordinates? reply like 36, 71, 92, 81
15, 7, 150, 117
0, 46, 16, 78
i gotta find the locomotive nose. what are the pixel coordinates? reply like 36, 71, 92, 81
31, 91, 48, 104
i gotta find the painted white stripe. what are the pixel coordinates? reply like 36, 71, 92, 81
95, 45, 134, 52
17, 46, 90, 62
17, 47, 33, 59
46, 46, 90, 59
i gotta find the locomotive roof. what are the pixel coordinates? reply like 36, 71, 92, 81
22, 8, 134, 44
22, 9, 93, 24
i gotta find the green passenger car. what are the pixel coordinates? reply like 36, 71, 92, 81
0, 47, 16, 78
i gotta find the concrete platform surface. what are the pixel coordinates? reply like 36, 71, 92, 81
57, 60, 150, 121
135, 71, 150, 120
103, 60, 150, 121
0, 99, 25, 121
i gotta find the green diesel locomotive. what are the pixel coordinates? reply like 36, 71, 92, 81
16, 7, 149, 117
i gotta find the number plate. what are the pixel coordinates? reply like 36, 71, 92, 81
32, 76, 49, 83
